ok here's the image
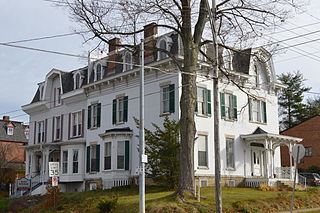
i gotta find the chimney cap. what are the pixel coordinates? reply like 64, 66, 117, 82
2, 116, 10, 121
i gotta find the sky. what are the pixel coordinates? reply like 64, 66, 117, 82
0, 0, 320, 124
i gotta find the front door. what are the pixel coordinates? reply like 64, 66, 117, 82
252, 150, 262, 176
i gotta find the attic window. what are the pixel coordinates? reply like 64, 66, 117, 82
75, 73, 81, 89
253, 65, 259, 88
40, 85, 44, 100
124, 52, 132, 71
223, 49, 232, 70
7, 123, 14, 136
95, 64, 102, 81
158, 39, 168, 60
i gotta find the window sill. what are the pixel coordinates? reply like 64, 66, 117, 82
226, 168, 236, 171
197, 166, 209, 170
222, 118, 236, 122
249, 121, 267, 125
54, 139, 61, 142
114, 122, 125, 126
196, 114, 209, 118
70, 135, 83, 139
160, 112, 172, 117
89, 127, 99, 130
89, 171, 97, 174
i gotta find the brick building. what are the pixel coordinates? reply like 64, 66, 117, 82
280, 115, 320, 170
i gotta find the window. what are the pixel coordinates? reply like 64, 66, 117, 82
253, 65, 259, 88
54, 116, 61, 141
158, 40, 167, 60
73, 150, 79, 173
124, 52, 132, 71
37, 121, 45, 144
197, 135, 208, 167
75, 73, 81, 89
104, 142, 111, 170
86, 144, 100, 173
305, 147, 312, 157
161, 84, 175, 114
24, 128, 29, 139
223, 49, 232, 70
196, 87, 211, 116
249, 99, 267, 123
117, 141, 125, 169
54, 87, 61, 106
62, 150, 68, 174
226, 138, 235, 169
71, 111, 82, 137
40, 85, 44, 100
7, 123, 14, 136
220, 93, 237, 120
88, 103, 101, 129
112, 96, 128, 124
95, 64, 102, 81
198, 45, 206, 61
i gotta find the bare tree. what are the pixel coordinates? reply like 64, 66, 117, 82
0, 143, 21, 186
53, 0, 304, 198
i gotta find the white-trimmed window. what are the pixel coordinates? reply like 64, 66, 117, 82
161, 84, 175, 114
88, 103, 101, 129
7, 123, 14, 136
220, 93, 237, 120
54, 116, 61, 141
223, 49, 232, 70
71, 111, 82, 137
226, 138, 235, 169
62, 150, 68, 174
40, 85, 45, 100
197, 135, 208, 167
253, 65, 259, 88
74, 73, 81, 89
249, 99, 267, 123
104, 142, 111, 170
124, 52, 132, 71
112, 96, 128, 124
24, 127, 29, 139
305, 147, 312, 157
117, 141, 125, 169
54, 87, 61, 106
72, 149, 79, 173
95, 63, 102, 81
90, 145, 97, 172
196, 87, 211, 116
37, 121, 45, 144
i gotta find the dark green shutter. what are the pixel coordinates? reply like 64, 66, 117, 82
97, 103, 101, 127
220, 93, 226, 118
263, 101, 267, 123
207, 89, 211, 116
87, 105, 92, 129
124, 96, 128, 122
112, 99, 117, 124
169, 84, 175, 113
86, 146, 90, 173
96, 145, 100, 172
232, 95, 237, 120
248, 99, 252, 121
125, 140, 130, 170
195, 87, 198, 113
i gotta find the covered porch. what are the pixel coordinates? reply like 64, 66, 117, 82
241, 127, 302, 187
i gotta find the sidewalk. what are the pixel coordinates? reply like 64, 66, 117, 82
278, 207, 320, 213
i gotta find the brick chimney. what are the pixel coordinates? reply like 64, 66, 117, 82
109, 38, 121, 53
107, 38, 121, 74
144, 23, 158, 61
3, 116, 10, 121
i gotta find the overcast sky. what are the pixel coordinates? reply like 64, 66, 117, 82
0, 0, 320, 124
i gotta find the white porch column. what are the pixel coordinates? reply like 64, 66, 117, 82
271, 150, 275, 178
289, 143, 293, 180
264, 139, 269, 178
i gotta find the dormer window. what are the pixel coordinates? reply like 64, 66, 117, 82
39, 85, 44, 100
223, 49, 232, 70
158, 40, 168, 60
254, 65, 259, 88
75, 73, 81, 89
54, 87, 61, 106
95, 63, 102, 81
198, 45, 206, 61
7, 123, 14, 136
124, 52, 132, 71
24, 127, 29, 139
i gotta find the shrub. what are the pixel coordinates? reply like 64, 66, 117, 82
96, 197, 118, 213
259, 184, 278, 191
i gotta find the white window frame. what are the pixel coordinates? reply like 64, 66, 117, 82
124, 52, 133, 71
72, 149, 79, 173
95, 63, 103, 81
197, 135, 208, 168
117, 141, 125, 170
91, 104, 98, 128
161, 85, 170, 114
226, 138, 235, 170
62, 150, 68, 174
197, 87, 207, 116
54, 116, 61, 141
116, 98, 125, 123
253, 65, 259, 88
305, 147, 312, 157
223, 49, 232, 70
224, 93, 237, 120
74, 72, 82, 89
37, 121, 45, 144
90, 144, 97, 172
40, 85, 45, 100
249, 99, 266, 123
71, 111, 82, 137
55, 87, 62, 106
7, 124, 14, 136
104, 142, 112, 170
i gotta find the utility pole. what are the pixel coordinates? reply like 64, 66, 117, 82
139, 39, 146, 213
205, 0, 222, 212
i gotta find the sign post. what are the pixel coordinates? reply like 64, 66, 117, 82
290, 144, 305, 213
49, 162, 59, 209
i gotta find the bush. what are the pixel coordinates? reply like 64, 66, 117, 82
96, 197, 118, 213
259, 184, 278, 191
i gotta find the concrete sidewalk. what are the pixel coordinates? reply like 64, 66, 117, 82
278, 207, 320, 213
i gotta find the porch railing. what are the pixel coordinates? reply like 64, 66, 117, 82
298, 174, 307, 189
275, 167, 292, 179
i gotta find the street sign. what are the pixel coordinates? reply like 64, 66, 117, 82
17, 177, 30, 191
49, 162, 59, 177
292, 144, 305, 162
52, 176, 59, 187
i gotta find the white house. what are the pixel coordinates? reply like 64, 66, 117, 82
21, 23, 301, 195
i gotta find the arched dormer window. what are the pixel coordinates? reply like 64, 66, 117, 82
75, 73, 80, 89
95, 63, 102, 81
124, 52, 132, 71
222, 49, 232, 70
7, 123, 14, 136
254, 64, 259, 88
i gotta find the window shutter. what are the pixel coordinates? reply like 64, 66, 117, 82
248, 99, 252, 121
125, 140, 130, 170
97, 103, 101, 127
82, 109, 85, 137
52, 117, 55, 142
68, 113, 71, 140
123, 96, 128, 122
44, 119, 47, 143
61, 114, 63, 140
263, 101, 267, 123
112, 99, 117, 124
195, 88, 198, 113
87, 105, 92, 129
232, 95, 237, 120
220, 93, 226, 118
169, 84, 175, 113
86, 146, 90, 173
96, 144, 100, 172
207, 89, 211, 116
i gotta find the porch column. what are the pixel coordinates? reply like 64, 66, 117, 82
271, 150, 275, 178
289, 143, 293, 180
45, 149, 49, 182
264, 139, 270, 178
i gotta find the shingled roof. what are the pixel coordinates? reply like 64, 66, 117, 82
0, 118, 28, 143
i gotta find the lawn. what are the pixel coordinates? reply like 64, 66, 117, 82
2, 186, 320, 213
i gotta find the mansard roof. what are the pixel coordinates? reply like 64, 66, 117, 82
0, 119, 28, 143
